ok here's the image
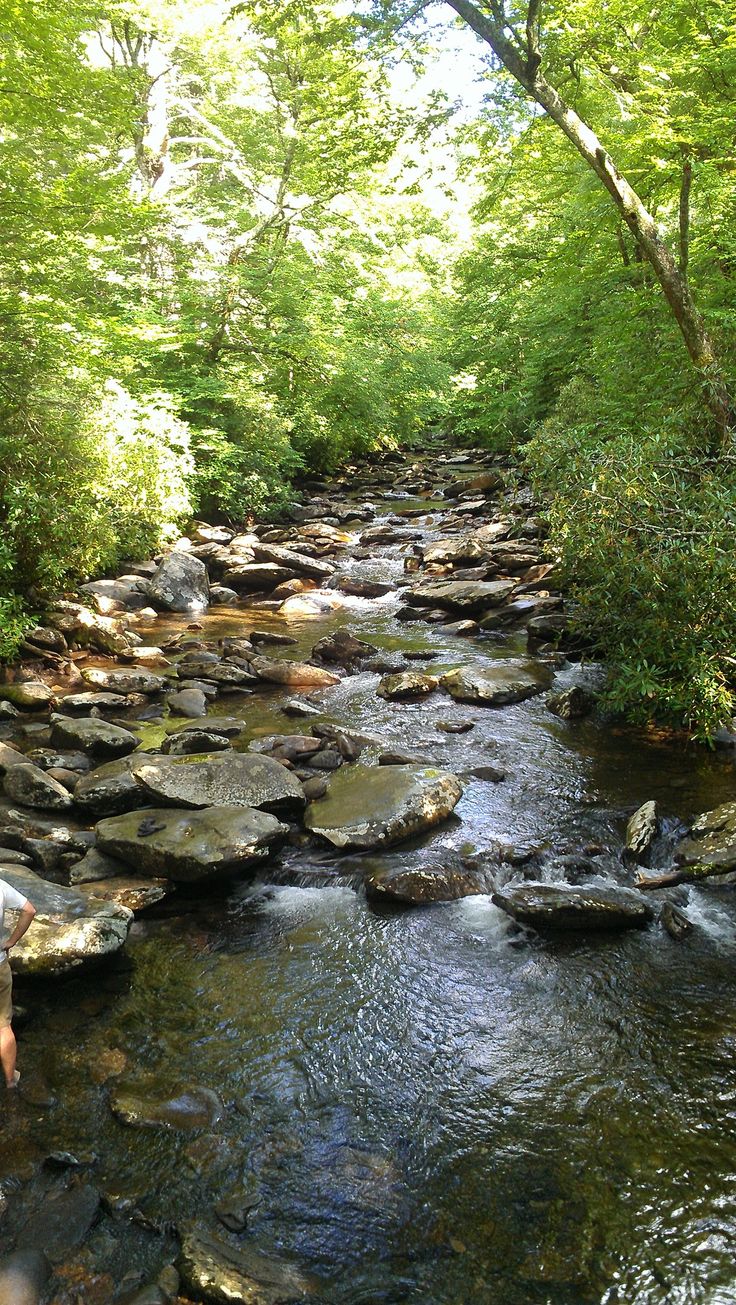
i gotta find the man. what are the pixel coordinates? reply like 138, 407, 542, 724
0, 879, 36, 1089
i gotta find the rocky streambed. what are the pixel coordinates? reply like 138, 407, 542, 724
1, 447, 736, 1304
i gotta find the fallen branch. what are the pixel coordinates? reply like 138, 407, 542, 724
636, 862, 733, 890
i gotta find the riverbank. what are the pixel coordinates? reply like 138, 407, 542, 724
0, 446, 735, 1304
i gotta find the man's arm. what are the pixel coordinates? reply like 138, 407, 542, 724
5, 901, 36, 952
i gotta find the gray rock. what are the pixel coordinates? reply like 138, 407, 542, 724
3, 764, 74, 811
50, 714, 139, 760
661, 901, 693, 940
209, 585, 239, 605
167, 688, 208, 718
546, 686, 596, 719
74, 755, 158, 818
110, 1083, 223, 1131
160, 731, 231, 755
252, 542, 334, 580
281, 698, 321, 718
441, 660, 553, 706
626, 801, 659, 862
674, 801, 736, 874
132, 752, 306, 818
376, 671, 439, 701
304, 764, 463, 851
492, 882, 654, 931
169, 716, 247, 739
46, 600, 135, 656
0, 741, 24, 772
81, 667, 167, 695
0, 1250, 52, 1305
224, 563, 295, 590
174, 662, 256, 688
177, 1228, 316, 1305
1, 865, 132, 976
405, 579, 515, 614
57, 691, 130, 713
146, 551, 210, 613
96, 806, 287, 882
67, 846, 128, 885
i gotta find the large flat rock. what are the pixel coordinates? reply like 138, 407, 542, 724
50, 715, 139, 760
405, 579, 515, 614
0, 864, 132, 976
675, 801, 736, 873
96, 806, 288, 882
132, 752, 306, 818
441, 660, 553, 706
304, 765, 463, 851
492, 882, 654, 932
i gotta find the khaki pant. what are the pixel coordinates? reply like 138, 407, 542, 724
0, 961, 12, 1028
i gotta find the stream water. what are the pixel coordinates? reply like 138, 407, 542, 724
3, 456, 736, 1304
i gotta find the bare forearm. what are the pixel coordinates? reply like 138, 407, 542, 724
5, 905, 36, 950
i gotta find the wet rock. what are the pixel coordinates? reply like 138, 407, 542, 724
79, 875, 169, 913
492, 882, 654, 931
96, 806, 287, 882
170, 716, 246, 739
674, 801, 736, 874
0, 865, 132, 975
177, 1228, 316, 1305
405, 579, 515, 614
376, 671, 439, 701
160, 730, 231, 755
145, 551, 210, 613
527, 613, 571, 642
441, 660, 553, 706
57, 690, 130, 713
333, 576, 394, 598
311, 627, 378, 670
224, 563, 295, 590
625, 801, 659, 862
0, 1250, 52, 1305
167, 687, 208, 718
661, 900, 693, 940
74, 755, 155, 818
0, 681, 53, 711
305, 764, 463, 851
133, 752, 306, 818
250, 630, 298, 648
249, 655, 340, 688
281, 698, 321, 718
279, 592, 341, 617
365, 862, 488, 904
111, 1084, 223, 1131
3, 764, 73, 811
436, 720, 475, 734
81, 667, 167, 696
175, 661, 256, 688
50, 714, 139, 760
546, 686, 596, 720
19, 1182, 102, 1262
466, 764, 505, 782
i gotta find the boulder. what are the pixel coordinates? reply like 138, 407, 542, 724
74, 755, 158, 818
421, 537, 489, 566
50, 714, 139, 761
249, 656, 340, 688
626, 801, 659, 862
376, 671, 439, 701
145, 552, 210, 613
365, 862, 487, 904
304, 765, 463, 851
0, 681, 54, 711
674, 801, 736, 874
405, 579, 515, 613
81, 666, 167, 696
46, 600, 134, 655
441, 660, 553, 706
492, 882, 654, 931
177, 1229, 316, 1305
311, 628, 379, 669
223, 563, 294, 590
1, 865, 132, 976
167, 687, 208, 718
3, 764, 73, 812
132, 752, 306, 818
252, 543, 334, 580
96, 806, 287, 882
0, 741, 25, 773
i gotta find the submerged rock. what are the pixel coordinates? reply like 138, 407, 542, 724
177, 1228, 316, 1305
96, 806, 288, 882
441, 660, 553, 706
1, 865, 132, 976
110, 1083, 223, 1131
305, 765, 463, 851
492, 882, 654, 931
132, 752, 306, 818
146, 551, 210, 613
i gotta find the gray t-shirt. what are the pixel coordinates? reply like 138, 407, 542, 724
0, 878, 28, 965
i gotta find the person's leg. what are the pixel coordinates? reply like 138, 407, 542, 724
0, 1025, 17, 1087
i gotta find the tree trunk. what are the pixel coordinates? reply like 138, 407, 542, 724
443, 0, 733, 446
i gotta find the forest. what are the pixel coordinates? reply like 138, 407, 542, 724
1, 0, 735, 737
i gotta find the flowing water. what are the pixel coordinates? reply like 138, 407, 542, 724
3, 460, 736, 1304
